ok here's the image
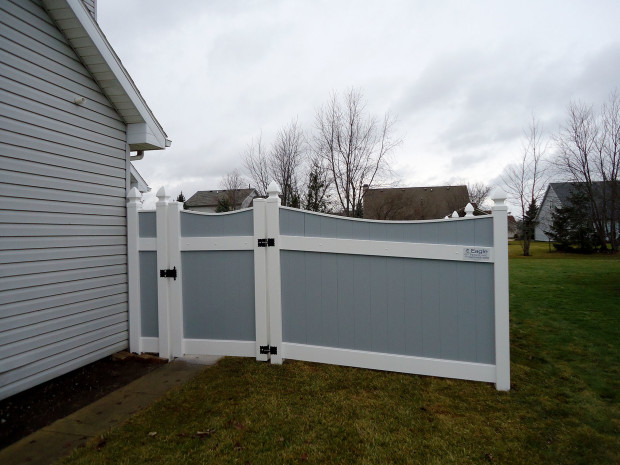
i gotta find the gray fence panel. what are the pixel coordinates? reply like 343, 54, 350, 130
139, 252, 158, 337
280, 209, 493, 246
475, 264, 495, 363
336, 254, 356, 349
138, 211, 156, 238
181, 210, 253, 237
182, 251, 255, 341
281, 251, 495, 363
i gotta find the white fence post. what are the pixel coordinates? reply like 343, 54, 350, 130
127, 187, 142, 353
266, 182, 283, 364
492, 190, 510, 391
156, 187, 172, 360
253, 197, 269, 361
167, 200, 183, 358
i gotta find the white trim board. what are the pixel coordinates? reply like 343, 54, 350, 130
183, 339, 255, 357
140, 337, 159, 353
279, 236, 495, 263
138, 238, 156, 251
282, 343, 496, 383
181, 236, 254, 251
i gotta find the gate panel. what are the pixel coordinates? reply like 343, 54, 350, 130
138, 251, 158, 338
181, 251, 255, 341
179, 209, 256, 357
277, 206, 503, 386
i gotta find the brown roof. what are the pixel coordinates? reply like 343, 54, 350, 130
363, 185, 471, 220
185, 188, 257, 208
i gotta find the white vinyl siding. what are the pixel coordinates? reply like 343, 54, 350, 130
0, 0, 129, 400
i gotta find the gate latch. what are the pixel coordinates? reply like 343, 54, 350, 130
159, 266, 177, 280
260, 345, 277, 355
257, 238, 275, 247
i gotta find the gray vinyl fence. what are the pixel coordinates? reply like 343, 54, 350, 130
127, 185, 510, 390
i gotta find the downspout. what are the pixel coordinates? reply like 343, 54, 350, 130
130, 150, 144, 161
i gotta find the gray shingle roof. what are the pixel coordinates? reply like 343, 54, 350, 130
185, 189, 257, 208
546, 181, 615, 207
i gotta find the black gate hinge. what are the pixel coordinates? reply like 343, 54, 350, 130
257, 238, 275, 247
159, 266, 177, 280
259, 345, 278, 355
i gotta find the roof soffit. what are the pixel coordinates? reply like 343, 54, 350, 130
42, 0, 170, 151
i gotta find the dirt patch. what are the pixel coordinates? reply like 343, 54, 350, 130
0, 351, 165, 449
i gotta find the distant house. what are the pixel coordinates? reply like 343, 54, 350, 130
185, 188, 259, 213
535, 181, 619, 241
1, 0, 169, 400
507, 215, 518, 239
363, 185, 471, 220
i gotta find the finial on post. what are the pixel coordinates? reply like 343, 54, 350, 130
127, 186, 142, 204
464, 203, 474, 217
451, 210, 459, 218
492, 189, 507, 207
267, 181, 281, 199
156, 186, 170, 204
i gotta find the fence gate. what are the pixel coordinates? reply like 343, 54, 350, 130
127, 184, 510, 390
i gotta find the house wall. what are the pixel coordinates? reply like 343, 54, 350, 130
535, 187, 560, 241
0, 0, 129, 400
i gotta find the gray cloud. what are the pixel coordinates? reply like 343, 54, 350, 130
99, 0, 620, 200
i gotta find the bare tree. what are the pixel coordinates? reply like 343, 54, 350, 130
219, 169, 246, 211
243, 133, 270, 196
313, 89, 400, 217
269, 119, 306, 207
467, 182, 492, 209
555, 92, 620, 252
502, 115, 549, 255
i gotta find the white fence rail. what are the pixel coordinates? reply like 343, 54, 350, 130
127, 185, 510, 390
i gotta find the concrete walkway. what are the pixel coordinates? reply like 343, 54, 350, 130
0, 355, 220, 465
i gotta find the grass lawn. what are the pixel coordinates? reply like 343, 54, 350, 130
62, 243, 620, 464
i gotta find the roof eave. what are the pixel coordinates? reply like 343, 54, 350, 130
43, 0, 170, 151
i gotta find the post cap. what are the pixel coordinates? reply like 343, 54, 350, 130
156, 186, 170, 202
464, 203, 475, 217
127, 186, 142, 202
267, 181, 281, 198
492, 189, 507, 206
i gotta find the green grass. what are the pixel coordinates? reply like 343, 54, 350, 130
62, 246, 620, 464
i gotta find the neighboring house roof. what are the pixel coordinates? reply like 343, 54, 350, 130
537, 181, 618, 219
42, 0, 170, 151
129, 163, 150, 193
185, 189, 258, 209
363, 185, 471, 220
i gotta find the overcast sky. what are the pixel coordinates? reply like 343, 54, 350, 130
98, 0, 620, 210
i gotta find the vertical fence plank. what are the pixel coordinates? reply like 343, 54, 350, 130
127, 187, 142, 353
253, 198, 269, 361
492, 191, 510, 390
266, 182, 283, 364
168, 201, 183, 358
156, 187, 172, 360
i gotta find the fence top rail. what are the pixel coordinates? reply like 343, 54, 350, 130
137, 207, 254, 217
279, 205, 492, 224
180, 207, 254, 217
